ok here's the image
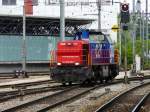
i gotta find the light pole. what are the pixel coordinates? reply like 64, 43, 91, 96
120, 3, 130, 84
60, 0, 65, 41
136, 0, 141, 39
119, 19, 122, 66
142, 11, 145, 70
145, 0, 149, 64
97, 0, 101, 31
22, 5, 27, 76
132, 0, 136, 73
136, 0, 142, 71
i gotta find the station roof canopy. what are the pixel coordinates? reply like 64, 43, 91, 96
0, 15, 95, 36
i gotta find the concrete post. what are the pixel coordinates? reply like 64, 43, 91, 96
60, 0, 65, 41
142, 11, 145, 70
145, 0, 149, 64
22, 5, 26, 75
97, 0, 101, 31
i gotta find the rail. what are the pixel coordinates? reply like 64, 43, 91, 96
0, 85, 65, 103
0, 79, 53, 89
131, 92, 150, 112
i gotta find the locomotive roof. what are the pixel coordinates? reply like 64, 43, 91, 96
88, 31, 103, 35
78, 30, 103, 35
58, 40, 88, 44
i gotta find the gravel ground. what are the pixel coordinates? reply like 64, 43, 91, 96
0, 78, 18, 83
132, 85, 150, 95
0, 89, 62, 111
49, 80, 150, 112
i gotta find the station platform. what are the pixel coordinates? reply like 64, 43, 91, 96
116, 70, 150, 79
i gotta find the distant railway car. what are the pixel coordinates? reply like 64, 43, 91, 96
50, 30, 119, 85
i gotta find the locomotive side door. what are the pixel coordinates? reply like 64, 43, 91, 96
82, 44, 89, 65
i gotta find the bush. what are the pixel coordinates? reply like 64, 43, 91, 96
144, 62, 150, 70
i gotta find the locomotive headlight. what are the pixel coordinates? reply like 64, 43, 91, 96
57, 63, 62, 66
75, 62, 80, 66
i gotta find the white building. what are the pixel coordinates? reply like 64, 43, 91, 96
0, 0, 118, 41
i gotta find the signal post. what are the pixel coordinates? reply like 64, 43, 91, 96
120, 2, 130, 84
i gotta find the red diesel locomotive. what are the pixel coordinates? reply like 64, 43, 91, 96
50, 30, 119, 85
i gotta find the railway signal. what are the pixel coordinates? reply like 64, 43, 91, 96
120, 2, 130, 84
120, 3, 130, 24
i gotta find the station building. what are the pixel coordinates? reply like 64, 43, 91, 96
0, 0, 95, 73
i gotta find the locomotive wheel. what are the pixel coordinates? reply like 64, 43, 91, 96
91, 71, 96, 83
93, 71, 98, 82
62, 82, 66, 86
98, 71, 103, 84
105, 79, 108, 83
100, 79, 103, 84
82, 79, 92, 85
69, 81, 72, 86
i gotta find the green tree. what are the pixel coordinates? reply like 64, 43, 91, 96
116, 31, 150, 69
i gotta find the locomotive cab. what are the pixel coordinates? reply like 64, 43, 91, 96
51, 40, 91, 84
57, 40, 89, 66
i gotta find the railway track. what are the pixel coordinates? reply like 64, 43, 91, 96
1, 80, 124, 112
0, 78, 60, 103
0, 79, 54, 89
1, 86, 78, 112
0, 76, 150, 112
0, 84, 65, 103
95, 82, 150, 112
0, 71, 50, 77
